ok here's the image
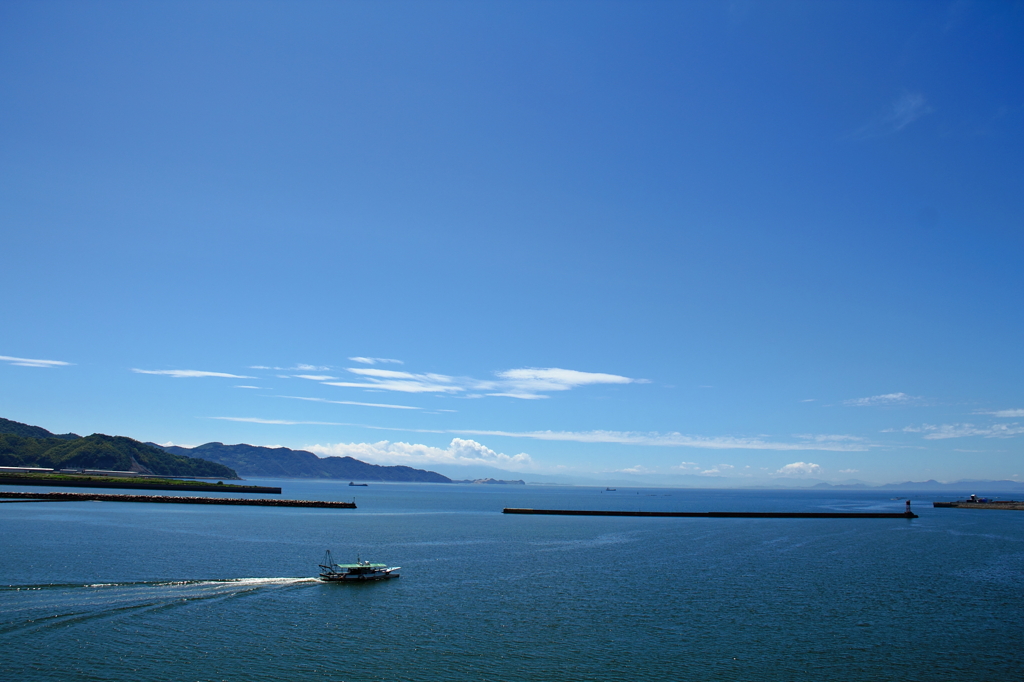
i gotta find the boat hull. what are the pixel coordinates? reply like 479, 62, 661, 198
319, 570, 399, 582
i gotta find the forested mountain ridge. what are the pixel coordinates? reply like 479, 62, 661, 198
0, 417, 450, 483
0, 417, 80, 440
0, 418, 239, 479
157, 442, 452, 482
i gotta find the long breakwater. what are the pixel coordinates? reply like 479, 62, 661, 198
503, 507, 918, 519
0, 491, 355, 508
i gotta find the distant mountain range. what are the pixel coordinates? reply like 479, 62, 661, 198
812, 479, 1024, 491
1, 417, 452, 483
155, 442, 452, 483
0, 417, 238, 479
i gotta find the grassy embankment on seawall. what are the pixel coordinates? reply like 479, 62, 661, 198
0, 472, 280, 494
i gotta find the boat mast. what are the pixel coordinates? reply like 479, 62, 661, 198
320, 549, 336, 573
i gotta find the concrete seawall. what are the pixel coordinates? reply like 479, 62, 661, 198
0, 491, 355, 508
0, 476, 281, 494
503, 508, 918, 519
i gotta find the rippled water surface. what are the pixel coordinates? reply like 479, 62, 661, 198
2, 483, 1022, 680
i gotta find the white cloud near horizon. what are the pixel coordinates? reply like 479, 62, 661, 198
306, 438, 532, 470
615, 465, 656, 475
843, 392, 917, 407
133, 368, 254, 379
701, 463, 735, 475
672, 461, 700, 471
1, 354, 72, 368
776, 462, 823, 476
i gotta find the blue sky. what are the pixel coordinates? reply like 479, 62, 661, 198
2, 1, 1022, 485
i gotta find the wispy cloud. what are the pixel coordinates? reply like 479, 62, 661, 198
211, 417, 351, 426
793, 433, 866, 443
979, 409, 1024, 418
206, 415, 869, 452
887, 92, 933, 131
322, 366, 643, 399
236, 385, 264, 389
843, 392, 917, 407
488, 368, 643, 399
275, 395, 421, 410
900, 422, 1024, 439
855, 92, 933, 138
133, 369, 254, 379
775, 462, 822, 476
189, 360, 643, 401
208, 416, 446, 434
325, 368, 462, 394
306, 438, 531, 470
838, 468, 859, 474
0, 354, 72, 368
452, 429, 870, 452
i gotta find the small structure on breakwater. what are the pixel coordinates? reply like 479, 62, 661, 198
934, 494, 1024, 510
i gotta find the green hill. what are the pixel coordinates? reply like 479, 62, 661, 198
158, 442, 451, 483
0, 418, 238, 479
0, 417, 79, 440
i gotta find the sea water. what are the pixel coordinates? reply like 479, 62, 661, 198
1, 482, 1021, 680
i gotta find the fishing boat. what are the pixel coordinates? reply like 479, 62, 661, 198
348, 482, 368, 486
318, 550, 400, 582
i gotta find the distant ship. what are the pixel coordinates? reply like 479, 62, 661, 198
318, 550, 400, 582
349, 482, 368, 486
